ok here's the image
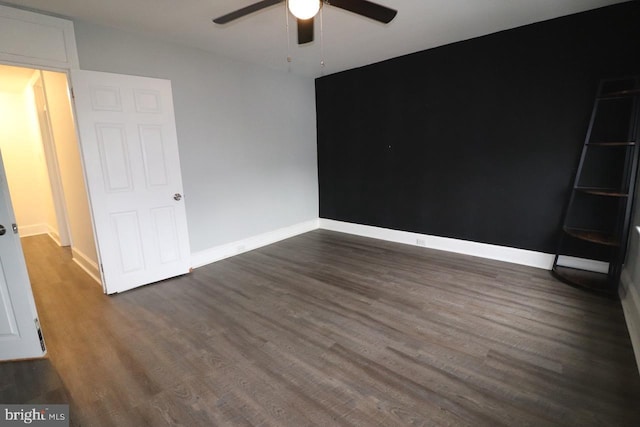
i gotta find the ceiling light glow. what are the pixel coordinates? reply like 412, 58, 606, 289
288, 0, 321, 20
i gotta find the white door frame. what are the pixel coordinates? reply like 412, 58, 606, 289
0, 63, 100, 281
30, 71, 72, 247
0, 5, 79, 71
0, 4, 106, 289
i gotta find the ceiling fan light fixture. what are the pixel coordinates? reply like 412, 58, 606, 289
288, 0, 321, 20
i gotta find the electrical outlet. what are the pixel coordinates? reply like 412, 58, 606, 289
416, 239, 426, 247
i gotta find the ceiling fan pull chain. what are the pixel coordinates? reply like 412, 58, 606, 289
285, 0, 292, 65
320, 5, 325, 74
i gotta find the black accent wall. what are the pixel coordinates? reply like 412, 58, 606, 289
315, 1, 640, 253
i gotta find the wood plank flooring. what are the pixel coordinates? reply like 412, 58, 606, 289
3, 230, 640, 426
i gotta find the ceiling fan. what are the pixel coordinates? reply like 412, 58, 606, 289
213, 0, 398, 45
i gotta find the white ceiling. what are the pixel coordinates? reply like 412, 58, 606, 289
0, 0, 629, 77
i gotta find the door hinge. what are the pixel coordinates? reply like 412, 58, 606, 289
100, 264, 104, 273
35, 318, 46, 352
12, 223, 18, 234
70, 87, 75, 99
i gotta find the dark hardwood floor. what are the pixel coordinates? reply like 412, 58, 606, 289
3, 230, 640, 426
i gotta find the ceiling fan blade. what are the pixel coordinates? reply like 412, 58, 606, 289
326, 0, 397, 23
213, 0, 284, 24
297, 18, 314, 44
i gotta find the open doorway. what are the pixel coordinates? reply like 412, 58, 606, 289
0, 64, 101, 289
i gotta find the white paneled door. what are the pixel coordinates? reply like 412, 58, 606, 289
0, 151, 45, 361
71, 70, 191, 294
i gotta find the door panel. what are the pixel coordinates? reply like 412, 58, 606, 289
97, 124, 132, 192
140, 126, 169, 186
0, 151, 45, 361
0, 263, 19, 335
71, 70, 191, 294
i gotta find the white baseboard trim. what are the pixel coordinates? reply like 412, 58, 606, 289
47, 231, 62, 246
44, 232, 61, 248
71, 247, 102, 285
17, 223, 49, 238
189, 217, 609, 275
620, 269, 640, 375
191, 219, 320, 269
45, 224, 63, 246
319, 219, 555, 270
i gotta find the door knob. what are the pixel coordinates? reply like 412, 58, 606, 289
0, 225, 5, 236
173, 193, 182, 201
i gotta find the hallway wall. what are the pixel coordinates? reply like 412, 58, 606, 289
41, 70, 99, 278
0, 84, 56, 237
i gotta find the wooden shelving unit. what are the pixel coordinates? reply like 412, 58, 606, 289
552, 76, 640, 297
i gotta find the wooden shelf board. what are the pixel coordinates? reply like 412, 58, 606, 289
599, 89, 640, 99
574, 187, 629, 197
563, 227, 619, 246
587, 141, 636, 146
552, 265, 616, 297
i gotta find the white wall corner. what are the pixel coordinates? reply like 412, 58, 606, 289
620, 269, 640, 375
191, 219, 320, 268
318, 218, 555, 270
71, 247, 102, 286
47, 224, 62, 247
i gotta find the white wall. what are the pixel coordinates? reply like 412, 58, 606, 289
0, 87, 56, 237
31, 77, 67, 246
72, 20, 318, 253
621, 174, 640, 373
41, 70, 98, 272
